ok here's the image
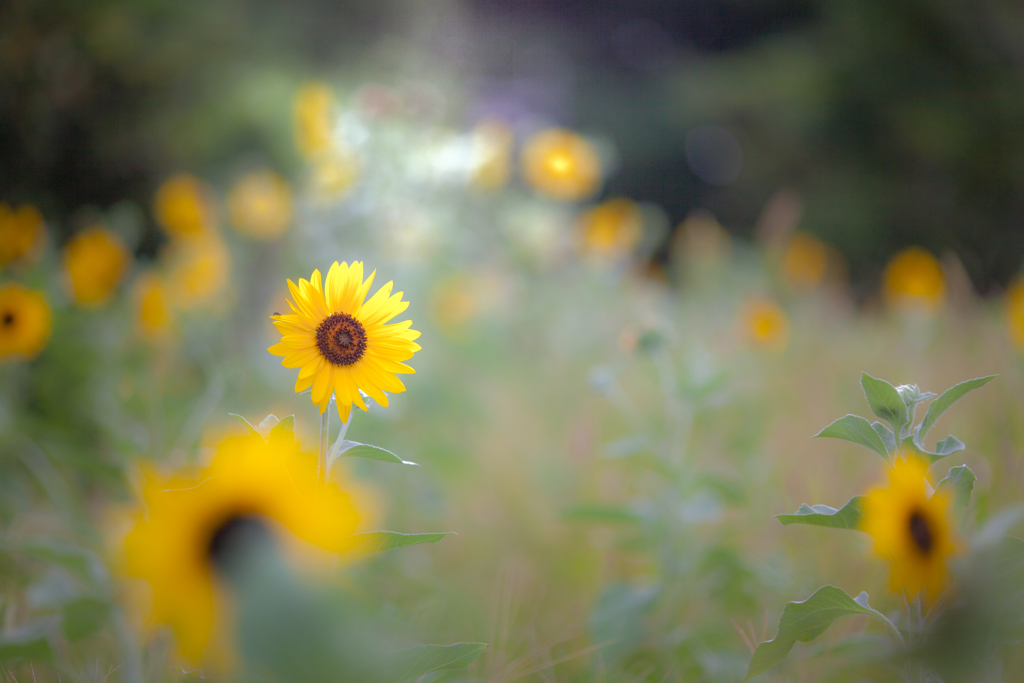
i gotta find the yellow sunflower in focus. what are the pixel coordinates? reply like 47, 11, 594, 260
860, 456, 959, 603
0, 203, 45, 267
883, 247, 945, 312
227, 170, 293, 240
133, 272, 172, 339
781, 232, 828, 291
1004, 279, 1024, 348
294, 82, 335, 158
521, 128, 601, 201
155, 175, 215, 240
63, 227, 131, 306
269, 262, 421, 419
578, 198, 643, 257
741, 298, 789, 350
0, 283, 52, 360
120, 434, 361, 667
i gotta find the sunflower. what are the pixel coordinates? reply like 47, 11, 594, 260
781, 232, 828, 291
164, 233, 230, 310
860, 456, 959, 603
1005, 279, 1024, 348
883, 247, 945, 312
133, 271, 172, 339
294, 82, 335, 159
521, 128, 601, 201
269, 262, 421, 420
154, 175, 216, 240
0, 283, 52, 360
63, 227, 131, 306
578, 198, 643, 257
120, 433, 361, 666
740, 298, 789, 350
0, 203, 45, 267
227, 170, 293, 240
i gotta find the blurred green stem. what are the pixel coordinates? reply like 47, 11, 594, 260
319, 408, 329, 484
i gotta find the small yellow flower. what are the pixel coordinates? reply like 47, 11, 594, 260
63, 227, 131, 306
294, 82, 335, 158
310, 151, 359, 200
578, 198, 643, 257
133, 272, 172, 339
227, 170, 293, 240
741, 298, 789, 350
0, 203, 45, 266
119, 433, 361, 667
164, 234, 230, 310
860, 456, 959, 603
154, 175, 216, 239
1006, 280, 1024, 348
521, 128, 601, 201
883, 247, 945, 312
269, 262, 421, 420
781, 232, 828, 291
0, 283, 52, 360
471, 120, 514, 190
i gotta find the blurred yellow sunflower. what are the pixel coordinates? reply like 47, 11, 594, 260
227, 170, 293, 240
781, 232, 828, 291
154, 175, 216, 240
63, 227, 131, 306
165, 234, 230, 310
741, 298, 789, 350
0, 203, 45, 267
294, 82, 335, 158
269, 262, 421, 419
883, 247, 945, 312
860, 456, 959, 603
0, 283, 52, 360
521, 128, 601, 201
133, 271, 172, 339
120, 434, 361, 667
1004, 279, 1024, 348
578, 198, 643, 257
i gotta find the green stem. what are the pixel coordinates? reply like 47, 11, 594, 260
319, 408, 329, 484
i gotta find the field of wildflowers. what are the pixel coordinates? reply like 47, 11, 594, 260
3, 3, 1024, 682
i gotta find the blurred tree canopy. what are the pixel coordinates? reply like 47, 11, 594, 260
3, 0, 1023, 295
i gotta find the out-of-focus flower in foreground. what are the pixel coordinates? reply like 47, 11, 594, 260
119, 434, 361, 668
741, 297, 789, 350
471, 120, 514, 190
133, 271, 172, 339
294, 83, 335, 159
0, 203, 45, 267
883, 247, 946, 312
269, 262, 421, 419
781, 231, 828, 291
155, 175, 216, 240
577, 198, 643, 258
0, 283, 52, 360
228, 170, 293, 241
165, 234, 230, 310
860, 455, 959, 603
63, 227, 131, 306
1004, 279, 1024, 348
521, 128, 601, 201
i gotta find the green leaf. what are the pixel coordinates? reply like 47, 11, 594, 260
776, 496, 864, 530
871, 422, 896, 454
229, 413, 261, 438
0, 624, 53, 662
563, 504, 643, 525
909, 434, 966, 463
936, 465, 976, 508
330, 441, 419, 468
860, 373, 909, 435
384, 643, 488, 682
813, 415, 888, 458
919, 375, 997, 440
268, 415, 295, 444
744, 586, 895, 681
257, 413, 281, 435
62, 598, 109, 641
349, 531, 455, 556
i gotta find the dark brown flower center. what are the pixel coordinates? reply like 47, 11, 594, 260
207, 513, 270, 575
908, 510, 933, 555
316, 313, 367, 366
1, 311, 13, 328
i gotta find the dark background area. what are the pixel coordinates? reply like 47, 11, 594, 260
3, 0, 1024, 297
